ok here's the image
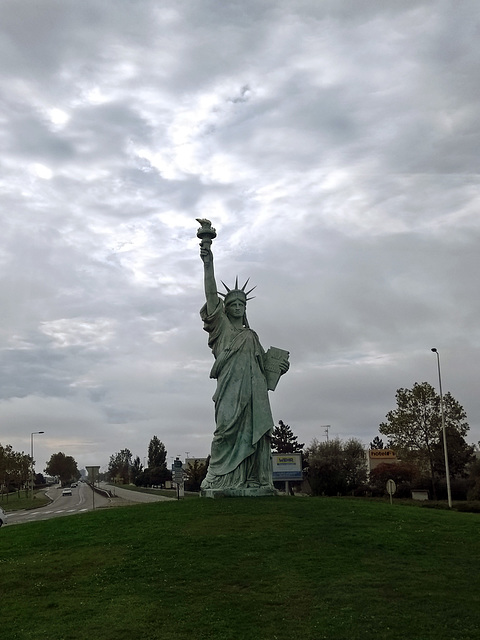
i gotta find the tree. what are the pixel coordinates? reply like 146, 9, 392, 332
131, 456, 143, 484
149, 464, 171, 487
343, 438, 368, 492
369, 461, 420, 498
304, 437, 366, 496
1, 444, 16, 492
35, 473, 46, 486
146, 436, 168, 486
184, 458, 209, 492
466, 457, 480, 500
369, 436, 384, 450
271, 420, 304, 453
108, 449, 133, 484
45, 452, 80, 485
379, 381, 469, 497
148, 436, 167, 469
1, 444, 31, 494
12, 449, 31, 492
431, 426, 474, 478
134, 469, 150, 487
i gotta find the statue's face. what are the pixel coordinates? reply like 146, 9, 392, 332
225, 299, 245, 320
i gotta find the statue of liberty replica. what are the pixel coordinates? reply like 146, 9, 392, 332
197, 219, 290, 497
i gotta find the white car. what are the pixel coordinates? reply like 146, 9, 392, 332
62, 488, 72, 496
0, 506, 7, 526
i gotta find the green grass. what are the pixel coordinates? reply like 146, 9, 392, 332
0, 489, 51, 511
1, 497, 479, 640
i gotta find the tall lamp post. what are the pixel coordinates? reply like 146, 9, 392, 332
30, 431, 44, 499
86, 466, 100, 510
431, 348, 452, 508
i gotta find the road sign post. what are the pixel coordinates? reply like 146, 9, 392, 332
386, 479, 396, 505
172, 459, 184, 500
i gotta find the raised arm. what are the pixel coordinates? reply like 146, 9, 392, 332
200, 240, 220, 315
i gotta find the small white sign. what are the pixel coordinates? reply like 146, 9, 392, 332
386, 479, 396, 495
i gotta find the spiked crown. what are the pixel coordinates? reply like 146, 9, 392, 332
219, 277, 256, 306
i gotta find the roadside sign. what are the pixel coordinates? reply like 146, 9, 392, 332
271, 453, 303, 481
173, 471, 184, 484
171, 462, 184, 499
386, 479, 396, 505
172, 459, 184, 485
370, 449, 396, 460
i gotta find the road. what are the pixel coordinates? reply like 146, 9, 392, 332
5, 482, 176, 526
5, 482, 112, 526
101, 483, 175, 503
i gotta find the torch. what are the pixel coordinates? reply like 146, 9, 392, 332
196, 218, 217, 250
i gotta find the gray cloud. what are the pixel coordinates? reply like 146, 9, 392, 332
1, 0, 479, 473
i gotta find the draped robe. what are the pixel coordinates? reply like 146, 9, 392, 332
200, 300, 274, 490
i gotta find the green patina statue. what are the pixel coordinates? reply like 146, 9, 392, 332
196, 218, 289, 497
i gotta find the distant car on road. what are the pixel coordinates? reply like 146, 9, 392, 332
62, 488, 72, 496
0, 506, 7, 526
71, 482, 78, 487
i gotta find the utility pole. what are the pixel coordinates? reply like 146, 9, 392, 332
30, 431, 44, 499
431, 348, 452, 508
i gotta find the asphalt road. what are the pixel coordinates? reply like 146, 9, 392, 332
5, 482, 176, 527
101, 483, 175, 503
5, 482, 111, 526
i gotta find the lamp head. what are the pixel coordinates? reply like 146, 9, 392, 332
431, 348, 437, 353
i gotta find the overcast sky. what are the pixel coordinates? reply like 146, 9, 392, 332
1, 0, 480, 475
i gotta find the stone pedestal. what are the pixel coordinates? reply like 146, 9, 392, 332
200, 486, 278, 499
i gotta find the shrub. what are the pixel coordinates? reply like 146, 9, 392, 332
455, 501, 480, 513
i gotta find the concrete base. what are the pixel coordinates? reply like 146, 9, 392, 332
200, 486, 278, 499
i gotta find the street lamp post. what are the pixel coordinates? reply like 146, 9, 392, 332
30, 431, 45, 499
431, 348, 452, 508
86, 466, 100, 510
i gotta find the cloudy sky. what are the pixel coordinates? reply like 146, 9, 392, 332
1, 0, 480, 475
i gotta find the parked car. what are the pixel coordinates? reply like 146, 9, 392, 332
62, 488, 72, 496
0, 506, 7, 526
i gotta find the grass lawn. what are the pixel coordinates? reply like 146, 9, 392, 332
1, 496, 479, 640
0, 489, 51, 511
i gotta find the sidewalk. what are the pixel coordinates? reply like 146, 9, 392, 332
102, 483, 175, 503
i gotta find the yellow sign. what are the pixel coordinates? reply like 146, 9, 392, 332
369, 449, 396, 459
